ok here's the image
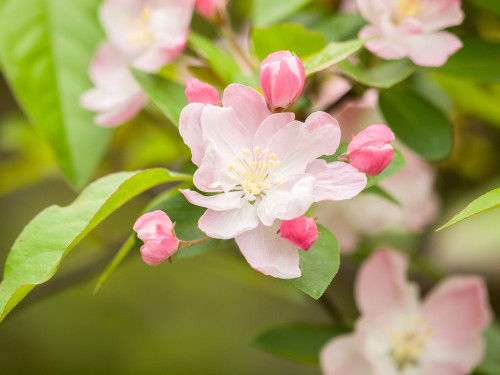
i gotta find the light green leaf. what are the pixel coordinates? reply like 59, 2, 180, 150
338, 59, 416, 89
304, 39, 366, 76
437, 187, 500, 231
252, 0, 312, 27
311, 13, 366, 42
251, 23, 325, 61
132, 70, 187, 127
379, 87, 453, 162
289, 224, 340, 299
436, 39, 500, 82
0, 169, 192, 323
0, 0, 112, 188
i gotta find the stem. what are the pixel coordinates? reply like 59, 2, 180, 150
319, 293, 352, 330
178, 236, 212, 250
219, 22, 257, 72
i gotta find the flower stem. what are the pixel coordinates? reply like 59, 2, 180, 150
219, 22, 257, 72
178, 236, 212, 249
319, 293, 353, 331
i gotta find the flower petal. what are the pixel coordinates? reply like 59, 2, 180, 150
222, 83, 271, 135
306, 160, 367, 202
179, 103, 206, 166
360, 25, 409, 60
355, 249, 419, 315
355, 0, 394, 25
198, 201, 259, 239
180, 189, 242, 211
253, 112, 295, 148
235, 223, 301, 279
320, 334, 373, 375
407, 32, 462, 67
418, 0, 464, 33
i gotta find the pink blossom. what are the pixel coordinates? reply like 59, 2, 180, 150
280, 216, 318, 251
195, 0, 228, 20
357, 0, 464, 66
99, 0, 194, 73
260, 51, 305, 111
185, 78, 219, 105
80, 42, 147, 127
321, 249, 492, 375
133, 210, 180, 266
341, 124, 395, 176
179, 83, 367, 278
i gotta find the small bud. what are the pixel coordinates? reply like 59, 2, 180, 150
195, 0, 228, 20
185, 78, 219, 105
260, 50, 305, 111
133, 210, 180, 266
342, 124, 395, 176
280, 216, 318, 251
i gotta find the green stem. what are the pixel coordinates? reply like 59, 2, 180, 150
318, 293, 353, 331
178, 236, 212, 250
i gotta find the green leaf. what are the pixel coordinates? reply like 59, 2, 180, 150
253, 322, 343, 365
436, 39, 500, 82
0, 169, 192, 323
289, 224, 340, 299
362, 185, 401, 206
132, 70, 187, 127
437, 187, 500, 231
365, 148, 406, 189
251, 23, 325, 61
474, 323, 500, 375
338, 59, 416, 89
379, 87, 453, 162
252, 0, 312, 27
304, 39, 367, 76
467, 0, 500, 17
0, 0, 112, 188
311, 13, 366, 42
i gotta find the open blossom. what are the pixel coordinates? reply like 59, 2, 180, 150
179, 83, 367, 278
99, 0, 194, 73
280, 216, 318, 251
80, 42, 147, 127
357, 0, 464, 66
260, 51, 305, 111
321, 249, 492, 375
133, 210, 180, 266
185, 79, 219, 105
341, 124, 395, 176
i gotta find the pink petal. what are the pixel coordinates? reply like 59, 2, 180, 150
131, 41, 187, 73
280, 216, 318, 251
306, 160, 367, 202
180, 189, 242, 211
140, 237, 180, 266
235, 223, 301, 279
88, 41, 131, 86
253, 112, 295, 147
360, 25, 409, 60
221, 83, 271, 135
355, 249, 419, 316
185, 78, 219, 105
320, 334, 373, 375
347, 124, 395, 151
407, 32, 463, 67
417, 0, 464, 33
355, 0, 394, 25
179, 103, 206, 166
198, 201, 259, 239
133, 210, 175, 238
349, 144, 394, 176
93, 95, 147, 127
422, 276, 492, 344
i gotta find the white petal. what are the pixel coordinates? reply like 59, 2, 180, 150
198, 201, 258, 239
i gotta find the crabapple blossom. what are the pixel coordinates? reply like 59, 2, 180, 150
185, 78, 219, 105
195, 0, 228, 20
179, 83, 367, 278
280, 216, 318, 251
320, 249, 492, 375
340, 124, 395, 176
99, 0, 195, 73
80, 42, 147, 127
133, 210, 180, 266
357, 0, 464, 66
260, 51, 305, 111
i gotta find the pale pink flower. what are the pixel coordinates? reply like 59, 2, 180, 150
133, 210, 180, 266
80, 42, 148, 127
357, 0, 464, 67
185, 78, 219, 105
260, 51, 305, 111
341, 124, 395, 176
99, 0, 194, 73
195, 0, 228, 20
321, 249, 492, 375
179, 83, 367, 278
280, 216, 318, 251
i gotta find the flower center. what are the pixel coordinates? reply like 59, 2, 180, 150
396, 0, 426, 21
228, 147, 283, 201
126, 6, 154, 46
391, 315, 433, 369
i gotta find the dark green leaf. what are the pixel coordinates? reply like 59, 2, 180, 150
311, 13, 366, 42
0, 169, 192, 323
289, 225, 340, 299
252, 0, 312, 27
0, 0, 112, 188
467, 0, 500, 18
253, 322, 343, 365
252, 23, 325, 60
362, 185, 401, 206
132, 70, 187, 127
474, 323, 500, 375
338, 59, 416, 89
379, 87, 453, 162
365, 148, 406, 188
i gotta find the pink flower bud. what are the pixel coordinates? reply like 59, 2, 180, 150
260, 50, 305, 110
280, 216, 318, 251
195, 0, 228, 20
133, 210, 180, 266
185, 78, 219, 105
342, 124, 395, 176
